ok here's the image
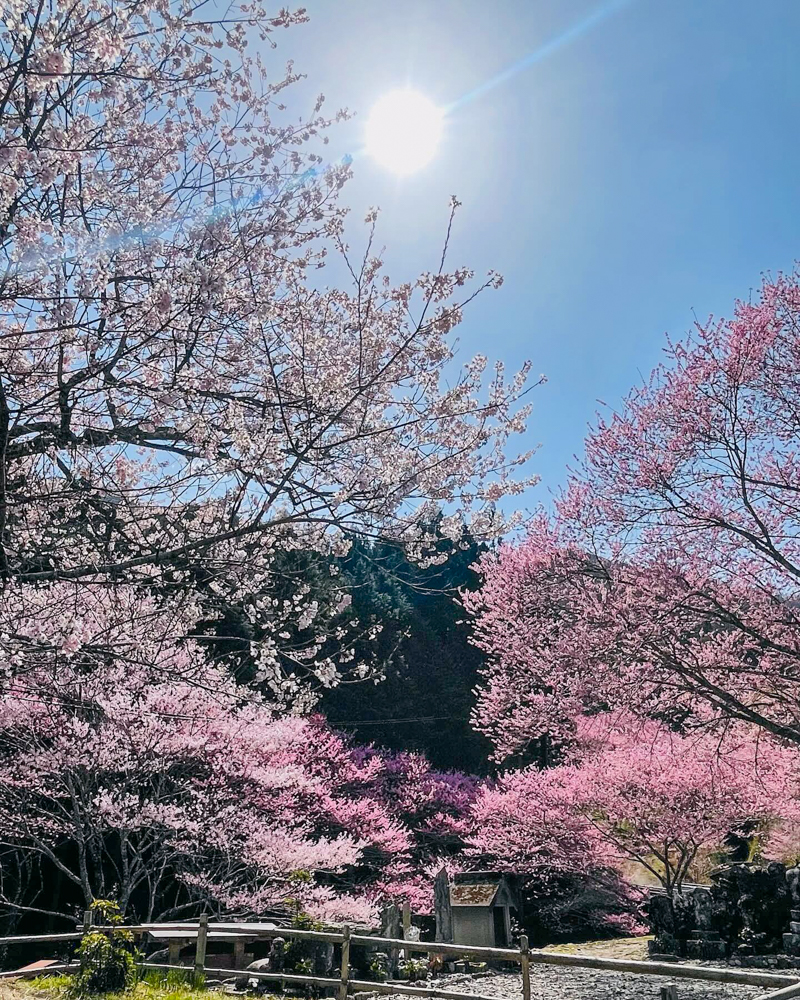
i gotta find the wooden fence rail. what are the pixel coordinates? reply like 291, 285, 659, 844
1, 919, 799, 1000
754, 985, 800, 1000
144, 964, 498, 1000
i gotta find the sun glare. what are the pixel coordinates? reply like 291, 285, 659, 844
364, 90, 443, 176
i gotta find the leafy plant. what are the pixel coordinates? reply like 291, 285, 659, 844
283, 907, 324, 974
69, 899, 140, 997
398, 959, 427, 982
367, 955, 389, 982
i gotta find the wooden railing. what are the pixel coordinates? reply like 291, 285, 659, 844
2, 917, 800, 1000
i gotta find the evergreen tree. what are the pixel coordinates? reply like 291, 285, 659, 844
321, 529, 495, 774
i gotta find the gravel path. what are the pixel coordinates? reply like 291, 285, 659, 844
421, 969, 768, 1000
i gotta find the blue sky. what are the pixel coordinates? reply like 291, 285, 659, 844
285, 0, 800, 509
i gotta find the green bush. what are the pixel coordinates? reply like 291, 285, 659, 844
282, 905, 323, 974
398, 959, 427, 982
367, 955, 388, 982
69, 899, 140, 997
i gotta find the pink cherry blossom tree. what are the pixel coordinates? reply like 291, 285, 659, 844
0, 589, 359, 922
467, 271, 800, 754
0, 584, 478, 925
0, 0, 537, 708
471, 714, 797, 906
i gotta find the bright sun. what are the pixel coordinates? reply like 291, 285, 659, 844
364, 90, 443, 176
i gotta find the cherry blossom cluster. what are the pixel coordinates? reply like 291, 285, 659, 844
0, 585, 478, 923
467, 272, 800, 752
0, 0, 536, 705
470, 712, 800, 897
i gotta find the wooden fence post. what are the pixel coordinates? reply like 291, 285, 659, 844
82, 909, 93, 934
339, 925, 351, 1000
402, 902, 411, 960
519, 934, 530, 1000
194, 914, 208, 984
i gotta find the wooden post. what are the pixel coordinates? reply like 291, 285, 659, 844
233, 938, 246, 970
82, 909, 93, 934
339, 925, 351, 1000
519, 935, 531, 1000
402, 901, 411, 960
660, 987, 678, 1000
194, 914, 208, 984
386, 903, 401, 978
434, 868, 453, 943
168, 941, 181, 967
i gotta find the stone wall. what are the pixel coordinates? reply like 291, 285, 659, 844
646, 862, 800, 963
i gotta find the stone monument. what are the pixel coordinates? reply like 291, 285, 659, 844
685, 887, 726, 960
783, 864, 800, 956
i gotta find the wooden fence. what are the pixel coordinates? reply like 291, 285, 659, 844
1, 916, 800, 1000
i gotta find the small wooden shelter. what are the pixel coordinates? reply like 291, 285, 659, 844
434, 869, 517, 948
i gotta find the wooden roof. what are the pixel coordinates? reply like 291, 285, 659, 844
450, 882, 500, 907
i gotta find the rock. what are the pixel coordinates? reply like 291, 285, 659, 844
787, 866, 800, 909
685, 937, 726, 961
245, 959, 273, 972
692, 888, 715, 932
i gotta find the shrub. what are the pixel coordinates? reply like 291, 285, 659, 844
282, 906, 327, 976
398, 959, 428, 982
69, 900, 140, 996
367, 954, 389, 982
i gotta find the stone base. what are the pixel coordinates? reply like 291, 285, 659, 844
685, 939, 727, 960
648, 943, 800, 968
649, 936, 685, 959
730, 954, 800, 968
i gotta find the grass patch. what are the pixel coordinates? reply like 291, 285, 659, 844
138, 968, 205, 999
21, 976, 72, 993
11, 971, 290, 1000
14, 971, 210, 1000
541, 936, 653, 961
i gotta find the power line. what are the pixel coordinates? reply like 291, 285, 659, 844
1, 692, 467, 730
334, 715, 462, 726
